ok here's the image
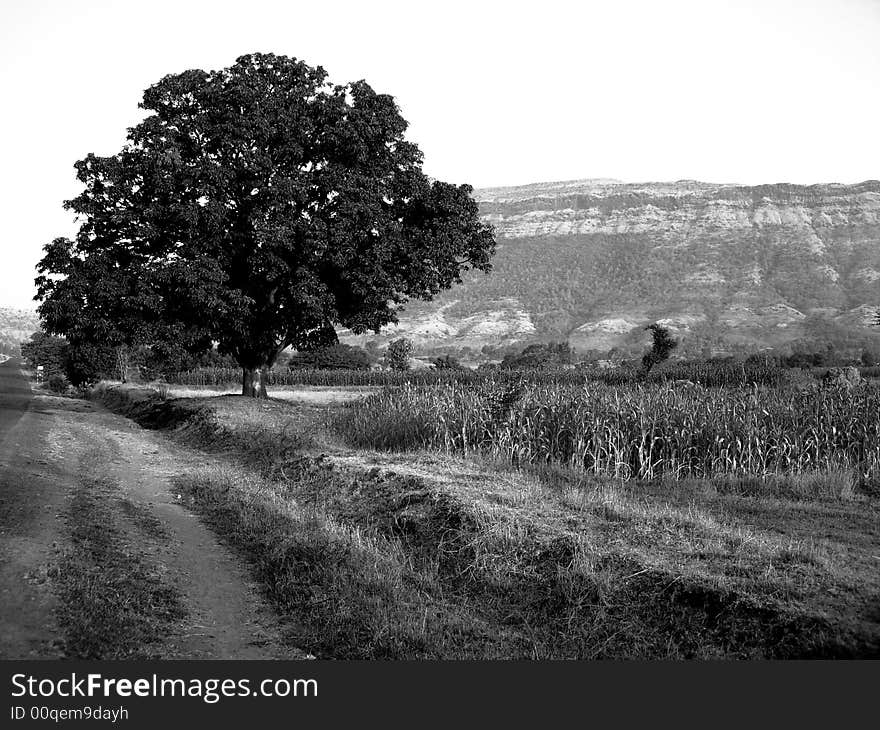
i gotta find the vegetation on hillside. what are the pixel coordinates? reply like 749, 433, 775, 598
0, 306, 40, 356
376, 179, 880, 356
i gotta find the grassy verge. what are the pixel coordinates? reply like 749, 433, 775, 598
176, 457, 869, 658
90, 382, 312, 476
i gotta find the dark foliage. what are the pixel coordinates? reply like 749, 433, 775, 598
64, 341, 117, 387
21, 331, 69, 376
386, 338, 414, 371
432, 355, 463, 369
288, 344, 373, 370
641, 325, 678, 374
47, 374, 69, 393
501, 341, 574, 369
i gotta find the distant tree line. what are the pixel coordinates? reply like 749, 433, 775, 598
0, 339, 20, 357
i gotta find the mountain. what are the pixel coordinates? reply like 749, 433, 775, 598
0, 306, 39, 356
341, 179, 880, 358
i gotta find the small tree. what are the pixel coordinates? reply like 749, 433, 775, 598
386, 338, 414, 371
641, 324, 678, 374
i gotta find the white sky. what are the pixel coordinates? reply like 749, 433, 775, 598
1, 0, 879, 308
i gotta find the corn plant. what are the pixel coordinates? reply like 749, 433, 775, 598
333, 379, 880, 484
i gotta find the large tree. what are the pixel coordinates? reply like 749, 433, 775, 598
36, 53, 495, 396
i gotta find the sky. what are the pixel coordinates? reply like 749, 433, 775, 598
1, 0, 879, 308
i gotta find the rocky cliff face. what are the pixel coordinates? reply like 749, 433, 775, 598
342, 179, 880, 356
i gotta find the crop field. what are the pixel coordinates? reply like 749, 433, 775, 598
334, 380, 880, 487
165, 358, 812, 389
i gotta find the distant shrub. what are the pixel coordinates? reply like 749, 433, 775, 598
47, 374, 69, 393
432, 355, 463, 370
288, 344, 373, 370
784, 351, 826, 369
861, 349, 880, 367
386, 339, 414, 371
21, 331, 69, 377
501, 341, 573, 369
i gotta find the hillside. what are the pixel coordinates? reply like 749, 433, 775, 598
0, 306, 39, 356
341, 179, 880, 357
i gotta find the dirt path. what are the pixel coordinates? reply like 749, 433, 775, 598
0, 386, 64, 658
1, 384, 307, 659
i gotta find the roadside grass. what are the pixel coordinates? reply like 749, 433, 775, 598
92, 383, 880, 658
91, 382, 315, 477
54, 473, 185, 659
176, 456, 863, 658
175, 466, 512, 658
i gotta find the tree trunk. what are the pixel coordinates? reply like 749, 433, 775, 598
116, 346, 129, 383
241, 366, 269, 398
242, 367, 258, 397
258, 366, 269, 399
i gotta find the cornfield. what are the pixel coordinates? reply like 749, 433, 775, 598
167, 367, 486, 387
333, 380, 880, 482
167, 358, 802, 388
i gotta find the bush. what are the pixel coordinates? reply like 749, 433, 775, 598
21, 332, 69, 376
64, 341, 116, 387
47, 374, 69, 393
432, 355, 463, 370
386, 339, 414, 371
501, 341, 573, 369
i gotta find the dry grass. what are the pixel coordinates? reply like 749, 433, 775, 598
174, 452, 870, 658
165, 385, 377, 404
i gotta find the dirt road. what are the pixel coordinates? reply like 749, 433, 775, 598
0, 359, 60, 657
0, 361, 305, 659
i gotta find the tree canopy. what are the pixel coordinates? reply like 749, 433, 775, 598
36, 53, 495, 396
